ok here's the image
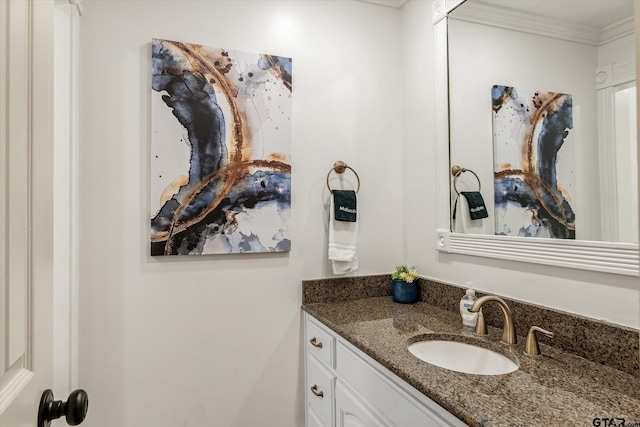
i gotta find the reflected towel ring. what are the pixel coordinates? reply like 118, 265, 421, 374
451, 165, 481, 195
326, 161, 360, 193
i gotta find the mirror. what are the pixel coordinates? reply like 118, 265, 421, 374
432, 0, 639, 275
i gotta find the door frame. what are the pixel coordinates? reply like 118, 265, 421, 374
52, 0, 83, 397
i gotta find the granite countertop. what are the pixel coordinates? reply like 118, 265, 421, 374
302, 297, 640, 427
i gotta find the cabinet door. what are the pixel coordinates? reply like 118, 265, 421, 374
307, 355, 335, 427
335, 381, 386, 427
308, 409, 328, 427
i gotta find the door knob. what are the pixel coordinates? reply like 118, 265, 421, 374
38, 389, 89, 427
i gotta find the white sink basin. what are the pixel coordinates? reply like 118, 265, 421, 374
408, 339, 519, 375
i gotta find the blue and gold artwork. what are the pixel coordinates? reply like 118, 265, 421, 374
151, 39, 292, 255
492, 85, 575, 239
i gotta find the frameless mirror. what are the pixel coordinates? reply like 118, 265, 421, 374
433, 0, 638, 275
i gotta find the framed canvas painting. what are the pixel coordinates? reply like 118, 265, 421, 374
151, 39, 292, 255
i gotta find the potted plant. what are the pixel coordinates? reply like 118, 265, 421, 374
391, 264, 419, 304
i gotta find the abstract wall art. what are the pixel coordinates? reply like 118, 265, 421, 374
492, 85, 575, 239
151, 39, 292, 256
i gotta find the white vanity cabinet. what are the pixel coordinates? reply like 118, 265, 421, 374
304, 313, 467, 427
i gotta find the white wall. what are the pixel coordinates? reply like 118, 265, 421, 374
401, 1, 639, 328
78, 1, 638, 426
78, 1, 402, 426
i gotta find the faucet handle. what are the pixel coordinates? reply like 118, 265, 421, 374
525, 326, 554, 355
473, 309, 488, 336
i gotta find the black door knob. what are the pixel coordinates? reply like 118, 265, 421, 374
38, 389, 88, 427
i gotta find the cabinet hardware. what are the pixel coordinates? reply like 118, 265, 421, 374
310, 385, 324, 398
310, 337, 323, 348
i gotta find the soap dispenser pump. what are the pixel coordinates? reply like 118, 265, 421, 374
460, 287, 478, 328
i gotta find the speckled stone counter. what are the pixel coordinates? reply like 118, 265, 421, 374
302, 297, 640, 427
304, 276, 640, 376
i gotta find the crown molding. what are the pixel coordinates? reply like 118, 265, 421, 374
450, 1, 633, 47
600, 16, 634, 45
355, 0, 408, 9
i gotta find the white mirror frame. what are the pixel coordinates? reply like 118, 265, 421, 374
433, 0, 639, 276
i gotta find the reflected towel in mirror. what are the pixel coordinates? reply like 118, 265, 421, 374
453, 191, 488, 234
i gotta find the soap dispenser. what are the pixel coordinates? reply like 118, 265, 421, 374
460, 287, 478, 328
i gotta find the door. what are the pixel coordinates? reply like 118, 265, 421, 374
1, 0, 62, 425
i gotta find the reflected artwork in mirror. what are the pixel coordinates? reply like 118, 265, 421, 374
432, 0, 638, 275
492, 85, 575, 239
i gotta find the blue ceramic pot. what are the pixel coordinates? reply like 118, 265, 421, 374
392, 278, 418, 304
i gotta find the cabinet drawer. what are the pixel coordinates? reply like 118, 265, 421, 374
307, 354, 335, 427
306, 316, 335, 368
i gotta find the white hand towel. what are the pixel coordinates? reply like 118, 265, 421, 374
328, 195, 358, 274
453, 194, 486, 234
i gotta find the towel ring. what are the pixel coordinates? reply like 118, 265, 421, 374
451, 165, 481, 195
326, 161, 360, 193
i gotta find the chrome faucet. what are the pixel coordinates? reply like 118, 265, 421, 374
468, 295, 517, 345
